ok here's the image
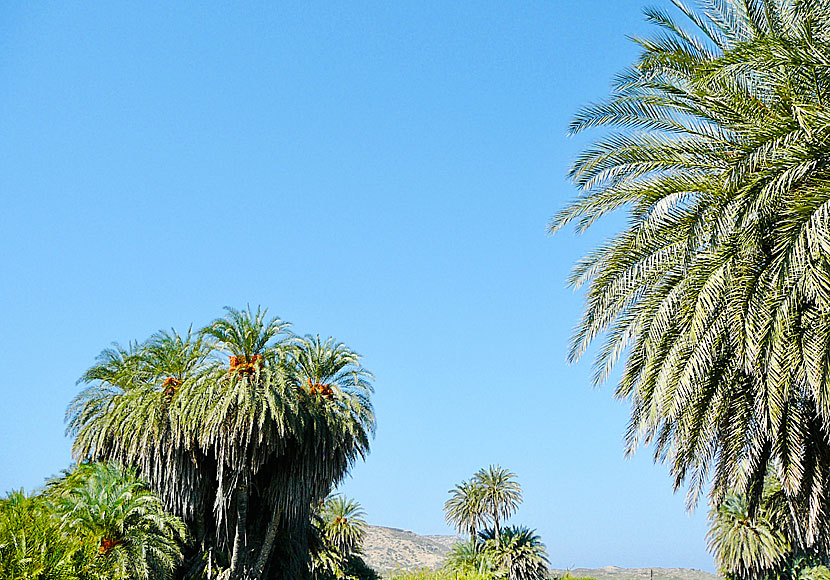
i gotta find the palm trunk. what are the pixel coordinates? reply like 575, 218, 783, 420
229, 481, 249, 579
252, 507, 281, 578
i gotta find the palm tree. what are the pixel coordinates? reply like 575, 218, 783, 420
707, 493, 791, 580
67, 307, 376, 580
311, 494, 369, 579
551, 0, 830, 536
445, 480, 486, 541
707, 472, 830, 580
319, 495, 368, 556
182, 306, 294, 579
483, 526, 549, 580
473, 466, 522, 542
67, 328, 212, 523
46, 462, 188, 580
444, 538, 496, 577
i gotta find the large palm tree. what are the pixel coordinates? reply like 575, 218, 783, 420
182, 306, 294, 579
67, 307, 375, 580
473, 466, 522, 542
266, 335, 375, 579
551, 0, 830, 538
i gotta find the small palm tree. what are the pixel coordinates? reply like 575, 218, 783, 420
474, 466, 522, 542
47, 462, 188, 580
444, 538, 496, 577
485, 526, 549, 580
319, 495, 368, 556
708, 493, 790, 580
445, 480, 486, 541
311, 494, 370, 579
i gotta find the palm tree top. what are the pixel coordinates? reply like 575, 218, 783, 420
202, 305, 291, 360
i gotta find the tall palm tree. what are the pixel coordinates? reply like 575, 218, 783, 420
181, 306, 294, 579
551, 0, 830, 537
67, 308, 376, 580
46, 462, 188, 580
445, 479, 486, 541
473, 466, 522, 542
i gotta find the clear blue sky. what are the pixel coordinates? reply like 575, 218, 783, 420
0, 1, 714, 572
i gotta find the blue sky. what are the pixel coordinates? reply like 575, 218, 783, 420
0, 1, 714, 571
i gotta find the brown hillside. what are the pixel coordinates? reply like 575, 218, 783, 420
361, 526, 719, 580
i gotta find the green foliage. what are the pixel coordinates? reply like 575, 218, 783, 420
47, 462, 188, 580
389, 569, 495, 580
0, 491, 83, 580
553, 0, 830, 541
311, 494, 374, 580
0, 463, 187, 580
445, 539, 496, 577
708, 473, 830, 580
66, 306, 376, 579
444, 466, 522, 540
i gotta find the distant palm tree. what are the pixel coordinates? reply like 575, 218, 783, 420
47, 462, 187, 580
474, 466, 522, 543
311, 494, 370, 579
319, 495, 368, 556
445, 480, 486, 541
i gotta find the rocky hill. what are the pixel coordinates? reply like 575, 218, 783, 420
362, 525, 460, 574
361, 525, 719, 580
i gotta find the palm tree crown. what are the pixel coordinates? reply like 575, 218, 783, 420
444, 479, 486, 540
474, 465, 522, 541
46, 462, 188, 580
551, 0, 830, 537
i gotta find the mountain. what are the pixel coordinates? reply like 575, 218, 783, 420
361, 525, 719, 580
361, 525, 460, 574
